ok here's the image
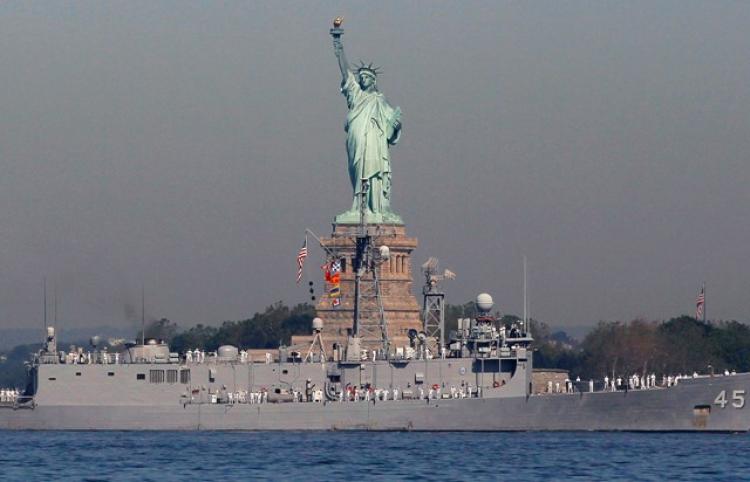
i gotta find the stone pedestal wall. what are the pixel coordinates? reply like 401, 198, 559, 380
292, 223, 422, 350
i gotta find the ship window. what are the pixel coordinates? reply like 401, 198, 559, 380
108, 372, 115, 377
167, 370, 178, 384
209, 368, 216, 383
48, 377, 56, 381
76, 372, 82, 376
149, 369, 165, 384
180, 369, 190, 384
282, 369, 288, 375
136, 373, 145, 380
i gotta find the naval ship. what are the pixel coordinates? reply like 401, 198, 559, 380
2, 306, 750, 431
1, 182, 750, 432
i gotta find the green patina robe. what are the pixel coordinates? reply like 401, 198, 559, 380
341, 71, 402, 215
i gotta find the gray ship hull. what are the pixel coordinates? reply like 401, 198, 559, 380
3, 374, 749, 432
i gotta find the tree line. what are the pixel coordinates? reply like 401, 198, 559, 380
532, 316, 750, 378
143, 302, 315, 354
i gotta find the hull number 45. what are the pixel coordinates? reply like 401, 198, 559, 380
714, 390, 745, 409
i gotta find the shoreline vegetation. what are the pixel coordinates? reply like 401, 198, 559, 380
1, 301, 748, 387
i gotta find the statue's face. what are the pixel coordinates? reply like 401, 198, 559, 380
358, 72, 376, 90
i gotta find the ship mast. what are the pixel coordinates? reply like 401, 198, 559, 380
351, 178, 389, 355
43, 277, 47, 335
523, 255, 528, 335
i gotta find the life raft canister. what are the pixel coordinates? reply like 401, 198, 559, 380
432, 384, 440, 391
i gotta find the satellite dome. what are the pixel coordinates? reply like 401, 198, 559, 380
312, 317, 324, 332
217, 345, 239, 360
476, 293, 494, 313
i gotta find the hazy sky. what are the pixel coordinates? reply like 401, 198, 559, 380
0, 1, 747, 333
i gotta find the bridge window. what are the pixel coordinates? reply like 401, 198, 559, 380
149, 370, 165, 384
180, 369, 190, 384
167, 370, 178, 384
108, 372, 115, 377
136, 373, 145, 380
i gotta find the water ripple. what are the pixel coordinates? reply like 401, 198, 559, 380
0, 431, 748, 481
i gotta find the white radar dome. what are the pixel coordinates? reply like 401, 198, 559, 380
312, 317, 324, 332
218, 345, 239, 360
476, 293, 494, 313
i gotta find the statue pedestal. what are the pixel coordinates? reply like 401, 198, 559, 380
333, 209, 403, 225
292, 223, 422, 350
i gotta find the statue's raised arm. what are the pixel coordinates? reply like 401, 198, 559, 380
330, 17, 349, 82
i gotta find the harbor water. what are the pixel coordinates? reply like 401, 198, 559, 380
1, 431, 748, 481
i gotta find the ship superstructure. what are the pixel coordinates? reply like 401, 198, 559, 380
3, 299, 750, 431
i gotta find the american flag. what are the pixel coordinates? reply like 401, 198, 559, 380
696, 284, 705, 320
296, 237, 308, 283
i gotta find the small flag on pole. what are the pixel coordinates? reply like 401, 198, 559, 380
296, 237, 308, 283
323, 258, 342, 308
696, 283, 705, 320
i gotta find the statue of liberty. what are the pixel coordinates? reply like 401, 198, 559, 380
331, 18, 403, 224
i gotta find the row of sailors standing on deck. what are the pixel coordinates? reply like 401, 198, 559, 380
339, 384, 480, 402
185, 349, 273, 364
0, 388, 20, 402
547, 374, 659, 394
186, 349, 208, 363
62, 348, 119, 365
218, 390, 268, 404
603, 374, 658, 391
548, 370, 741, 394
547, 379, 587, 393
661, 370, 736, 387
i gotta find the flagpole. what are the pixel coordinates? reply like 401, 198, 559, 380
523, 255, 527, 334
703, 281, 706, 323
305, 228, 337, 258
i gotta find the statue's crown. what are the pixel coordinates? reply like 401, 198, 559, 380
356, 61, 382, 78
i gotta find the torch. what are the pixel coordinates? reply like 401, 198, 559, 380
330, 16, 344, 38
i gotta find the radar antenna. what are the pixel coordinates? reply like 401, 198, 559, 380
305, 318, 327, 363
421, 257, 455, 350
